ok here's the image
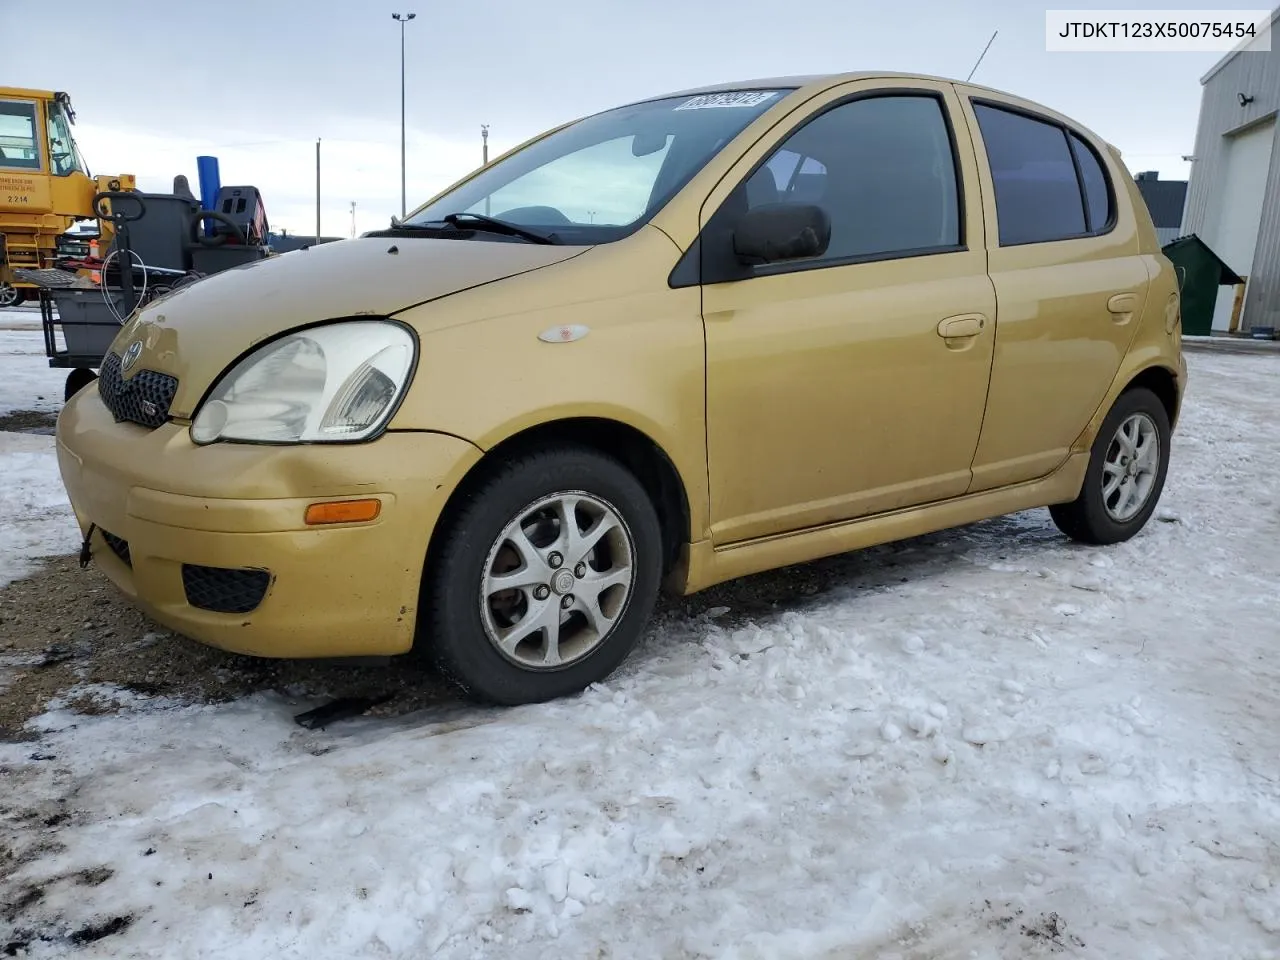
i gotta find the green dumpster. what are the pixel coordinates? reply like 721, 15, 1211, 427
1161, 234, 1244, 336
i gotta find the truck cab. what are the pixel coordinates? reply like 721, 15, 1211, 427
0, 87, 95, 305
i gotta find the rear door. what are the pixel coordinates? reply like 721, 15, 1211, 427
953, 86, 1151, 492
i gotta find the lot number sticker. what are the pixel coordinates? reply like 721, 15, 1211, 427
675, 91, 779, 110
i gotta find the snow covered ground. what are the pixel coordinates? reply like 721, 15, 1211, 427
0, 319, 66, 421
2, 334, 1280, 959
0, 318, 80, 587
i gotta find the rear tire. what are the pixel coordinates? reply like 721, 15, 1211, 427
1050, 387, 1170, 545
421, 445, 663, 705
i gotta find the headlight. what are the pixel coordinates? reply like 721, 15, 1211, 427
191, 320, 415, 445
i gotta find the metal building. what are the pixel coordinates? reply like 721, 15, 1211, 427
1180, 5, 1280, 334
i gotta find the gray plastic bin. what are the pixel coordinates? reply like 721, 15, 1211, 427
49, 288, 129, 366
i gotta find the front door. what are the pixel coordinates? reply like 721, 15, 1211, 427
698, 80, 996, 544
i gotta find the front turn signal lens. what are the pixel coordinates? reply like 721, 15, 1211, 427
304, 499, 382, 525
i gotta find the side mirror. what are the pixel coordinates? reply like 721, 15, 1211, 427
732, 202, 831, 265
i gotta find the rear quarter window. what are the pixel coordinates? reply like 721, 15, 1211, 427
1069, 132, 1113, 232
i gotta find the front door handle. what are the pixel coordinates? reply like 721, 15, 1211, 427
937, 314, 986, 339
1107, 292, 1139, 324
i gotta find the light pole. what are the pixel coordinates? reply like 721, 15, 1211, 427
392, 12, 416, 219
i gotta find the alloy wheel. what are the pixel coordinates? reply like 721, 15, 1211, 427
1102, 412, 1160, 522
479, 491, 635, 669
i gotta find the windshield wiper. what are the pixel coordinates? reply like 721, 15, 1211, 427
441, 212, 557, 245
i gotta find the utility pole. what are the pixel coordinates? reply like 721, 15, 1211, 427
392, 12, 416, 219
315, 138, 321, 246
349, 201, 357, 239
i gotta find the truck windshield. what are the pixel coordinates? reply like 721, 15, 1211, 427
0, 101, 41, 171
47, 100, 88, 177
405, 89, 791, 243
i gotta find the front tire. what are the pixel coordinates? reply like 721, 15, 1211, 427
64, 367, 97, 402
422, 446, 663, 705
1050, 387, 1171, 545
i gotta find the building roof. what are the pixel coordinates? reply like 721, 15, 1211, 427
1134, 176, 1189, 229
1201, 5, 1280, 84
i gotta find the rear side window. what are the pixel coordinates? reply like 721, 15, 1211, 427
973, 103, 1113, 246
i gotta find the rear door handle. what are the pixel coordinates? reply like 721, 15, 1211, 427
937, 314, 986, 339
1107, 293, 1139, 324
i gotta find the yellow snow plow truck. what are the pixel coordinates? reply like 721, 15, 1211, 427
0, 87, 134, 306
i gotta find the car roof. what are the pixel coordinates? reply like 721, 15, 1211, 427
625, 72, 1108, 149
633, 71, 998, 102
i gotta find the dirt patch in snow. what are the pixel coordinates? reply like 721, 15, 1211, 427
0, 410, 56, 435
0, 557, 456, 736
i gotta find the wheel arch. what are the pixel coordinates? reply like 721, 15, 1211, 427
1119, 364, 1181, 430
424, 416, 693, 584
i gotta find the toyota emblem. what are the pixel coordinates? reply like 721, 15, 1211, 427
121, 340, 143, 374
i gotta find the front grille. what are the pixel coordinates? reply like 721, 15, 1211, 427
182, 565, 271, 614
98, 352, 178, 429
100, 529, 131, 567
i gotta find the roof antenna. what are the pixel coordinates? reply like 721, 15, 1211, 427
967, 29, 998, 82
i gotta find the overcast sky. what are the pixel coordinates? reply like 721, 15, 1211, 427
0, 0, 1241, 236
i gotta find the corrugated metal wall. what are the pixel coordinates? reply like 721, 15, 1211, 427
1181, 10, 1280, 331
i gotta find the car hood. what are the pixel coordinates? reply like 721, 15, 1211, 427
109, 236, 588, 419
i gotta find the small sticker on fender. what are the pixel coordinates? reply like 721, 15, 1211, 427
538, 324, 590, 343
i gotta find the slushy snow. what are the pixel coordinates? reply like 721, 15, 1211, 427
2, 338, 1279, 959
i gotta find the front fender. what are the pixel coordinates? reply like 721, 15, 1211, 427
387, 227, 711, 540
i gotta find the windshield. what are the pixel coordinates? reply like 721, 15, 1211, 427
47, 100, 88, 177
406, 89, 791, 243
0, 100, 41, 171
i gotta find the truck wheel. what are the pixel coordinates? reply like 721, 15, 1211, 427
0, 283, 23, 308
64, 368, 97, 402
422, 446, 663, 705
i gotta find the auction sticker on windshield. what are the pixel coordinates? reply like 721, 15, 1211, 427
674, 91, 780, 110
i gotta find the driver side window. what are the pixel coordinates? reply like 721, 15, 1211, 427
731, 93, 963, 267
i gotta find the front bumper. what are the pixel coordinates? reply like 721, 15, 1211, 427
55, 389, 481, 658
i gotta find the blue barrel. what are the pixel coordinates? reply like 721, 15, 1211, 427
196, 156, 221, 237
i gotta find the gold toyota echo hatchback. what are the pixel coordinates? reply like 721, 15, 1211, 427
57, 73, 1185, 704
